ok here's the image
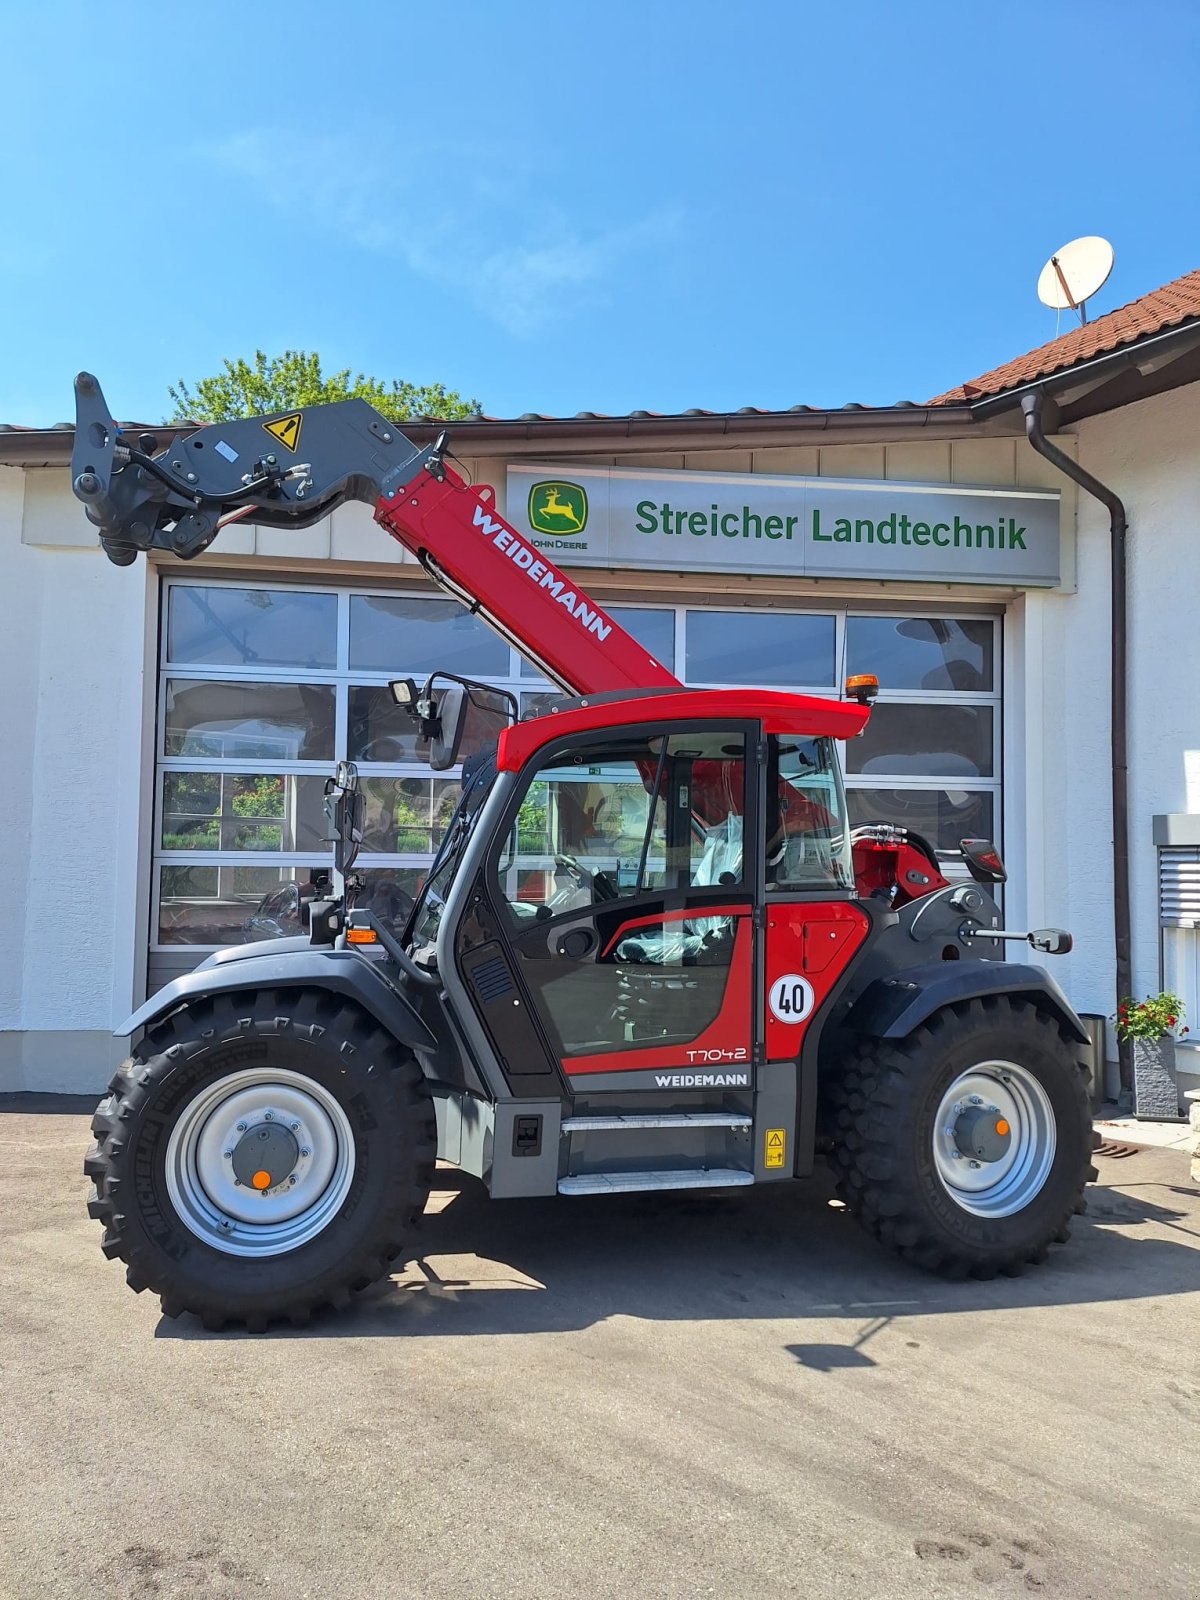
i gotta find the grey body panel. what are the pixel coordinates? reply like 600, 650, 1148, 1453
845, 959, 1089, 1044
434, 1092, 562, 1197
117, 945, 437, 1053
206, 936, 312, 963
491, 1101, 563, 1196
750, 1059, 804, 1182
567, 1066, 752, 1094
433, 1091, 494, 1178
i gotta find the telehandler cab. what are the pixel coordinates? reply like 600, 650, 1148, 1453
73, 374, 1095, 1330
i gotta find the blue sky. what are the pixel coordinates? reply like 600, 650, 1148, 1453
2, 0, 1198, 425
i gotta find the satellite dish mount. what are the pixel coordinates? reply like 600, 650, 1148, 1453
1037, 236, 1114, 327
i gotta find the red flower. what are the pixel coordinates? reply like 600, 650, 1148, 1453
1168, 1016, 1176, 1026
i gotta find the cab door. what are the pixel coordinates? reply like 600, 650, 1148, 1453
761, 732, 872, 1065
486, 724, 756, 1092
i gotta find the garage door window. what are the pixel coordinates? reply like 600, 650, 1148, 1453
843, 615, 999, 854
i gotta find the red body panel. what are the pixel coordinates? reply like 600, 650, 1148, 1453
851, 835, 950, 905
562, 916, 754, 1076
763, 901, 871, 1061
377, 469, 679, 697
498, 691, 868, 772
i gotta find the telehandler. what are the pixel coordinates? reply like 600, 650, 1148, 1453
72, 373, 1095, 1330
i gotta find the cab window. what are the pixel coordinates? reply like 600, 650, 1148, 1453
766, 735, 855, 891
493, 729, 747, 919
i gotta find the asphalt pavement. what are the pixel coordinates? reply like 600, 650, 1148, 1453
1, 1102, 1198, 1600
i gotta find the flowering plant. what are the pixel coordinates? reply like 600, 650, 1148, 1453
1113, 992, 1188, 1043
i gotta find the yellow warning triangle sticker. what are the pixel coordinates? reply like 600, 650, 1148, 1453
766, 1130, 784, 1148
262, 412, 302, 452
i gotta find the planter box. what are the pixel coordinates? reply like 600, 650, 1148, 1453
1133, 1034, 1182, 1121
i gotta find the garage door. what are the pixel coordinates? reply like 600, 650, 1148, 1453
149, 579, 999, 989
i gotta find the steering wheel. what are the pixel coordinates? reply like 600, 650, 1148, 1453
554, 852, 593, 883
553, 851, 621, 903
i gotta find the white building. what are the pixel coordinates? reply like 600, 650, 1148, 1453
4, 269, 1199, 1099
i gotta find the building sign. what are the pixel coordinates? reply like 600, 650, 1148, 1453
506, 465, 1061, 586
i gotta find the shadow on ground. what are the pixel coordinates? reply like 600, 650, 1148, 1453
153, 1146, 1200, 1345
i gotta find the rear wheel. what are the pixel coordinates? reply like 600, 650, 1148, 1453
84, 989, 435, 1330
825, 997, 1096, 1277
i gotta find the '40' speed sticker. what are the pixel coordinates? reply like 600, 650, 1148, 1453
768, 973, 815, 1024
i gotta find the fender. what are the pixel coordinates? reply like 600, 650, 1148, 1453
117, 944, 437, 1053
844, 959, 1089, 1045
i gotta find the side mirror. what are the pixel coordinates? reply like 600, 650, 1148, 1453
324, 762, 365, 876
427, 683, 468, 772
1028, 927, 1072, 955
961, 837, 1007, 885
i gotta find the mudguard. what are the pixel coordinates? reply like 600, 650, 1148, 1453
117, 944, 437, 1053
844, 959, 1090, 1045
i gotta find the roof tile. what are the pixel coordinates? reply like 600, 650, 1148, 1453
929, 267, 1200, 404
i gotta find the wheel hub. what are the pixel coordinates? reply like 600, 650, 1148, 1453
952, 1105, 1012, 1164
932, 1062, 1056, 1218
164, 1069, 356, 1258
231, 1121, 300, 1192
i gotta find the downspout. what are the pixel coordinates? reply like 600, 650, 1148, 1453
1021, 391, 1132, 1092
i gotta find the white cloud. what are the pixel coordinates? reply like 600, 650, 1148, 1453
203, 129, 680, 336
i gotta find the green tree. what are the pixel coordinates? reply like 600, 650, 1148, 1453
168, 349, 480, 424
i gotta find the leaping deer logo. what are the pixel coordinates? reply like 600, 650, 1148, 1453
530, 481, 588, 535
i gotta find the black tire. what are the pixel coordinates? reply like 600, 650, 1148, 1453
84, 988, 436, 1331
824, 996, 1098, 1278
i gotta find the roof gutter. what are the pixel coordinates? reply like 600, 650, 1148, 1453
1021, 390, 1132, 1094
0, 403, 977, 468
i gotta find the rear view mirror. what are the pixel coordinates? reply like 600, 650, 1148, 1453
961, 837, 1007, 885
402, 674, 517, 772
427, 684, 467, 772
1028, 927, 1072, 955
324, 762, 365, 876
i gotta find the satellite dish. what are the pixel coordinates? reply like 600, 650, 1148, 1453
1037, 236, 1114, 325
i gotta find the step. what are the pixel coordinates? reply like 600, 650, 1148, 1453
557, 1168, 754, 1195
561, 1112, 752, 1133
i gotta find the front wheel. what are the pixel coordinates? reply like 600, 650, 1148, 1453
84, 989, 435, 1330
825, 997, 1097, 1278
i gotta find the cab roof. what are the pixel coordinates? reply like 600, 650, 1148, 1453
496, 687, 869, 772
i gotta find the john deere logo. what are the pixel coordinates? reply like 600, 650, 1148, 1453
529, 480, 588, 536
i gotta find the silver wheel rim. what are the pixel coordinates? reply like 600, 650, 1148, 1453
932, 1060, 1056, 1218
164, 1068, 356, 1258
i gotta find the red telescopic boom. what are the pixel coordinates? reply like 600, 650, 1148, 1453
375, 464, 680, 697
